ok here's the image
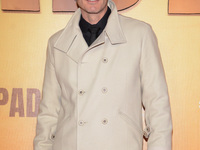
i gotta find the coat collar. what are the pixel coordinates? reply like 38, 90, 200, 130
106, 0, 127, 44
54, 0, 126, 62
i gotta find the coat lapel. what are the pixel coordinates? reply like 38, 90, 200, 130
106, 0, 127, 45
66, 33, 88, 63
54, 9, 88, 63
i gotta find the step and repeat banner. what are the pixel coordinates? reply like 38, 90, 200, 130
0, 0, 200, 150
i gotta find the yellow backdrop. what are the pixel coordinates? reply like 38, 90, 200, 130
0, 0, 200, 150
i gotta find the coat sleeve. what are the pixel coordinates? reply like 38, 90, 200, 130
34, 39, 61, 150
140, 25, 173, 150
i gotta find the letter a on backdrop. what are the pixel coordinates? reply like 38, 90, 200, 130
1, 0, 40, 11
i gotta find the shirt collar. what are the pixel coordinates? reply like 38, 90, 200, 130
79, 7, 111, 33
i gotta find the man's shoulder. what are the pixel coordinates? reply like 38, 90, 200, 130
48, 8, 81, 45
48, 28, 65, 45
118, 14, 152, 31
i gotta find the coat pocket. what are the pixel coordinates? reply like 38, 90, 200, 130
118, 109, 143, 138
118, 109, 152, 140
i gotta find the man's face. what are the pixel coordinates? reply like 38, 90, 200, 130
76, 0, 108, 17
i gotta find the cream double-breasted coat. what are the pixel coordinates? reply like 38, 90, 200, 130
34, 1, 172, 150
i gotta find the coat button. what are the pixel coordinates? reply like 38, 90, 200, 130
51, 135, 55, 140
146, 126, 150, 132
79, 90, 85, 95
101, 87, 108, 93
102, 57, 108, 63
102, 118, 108, 125
143, 131, 148, 138
78, 120, 85, 126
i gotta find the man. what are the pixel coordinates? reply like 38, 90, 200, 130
34, 0, 172, 150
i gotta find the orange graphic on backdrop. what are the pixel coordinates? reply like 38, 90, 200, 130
1, 0, 40, 11
53, 0, 139, 11
2, 0, 200, 13
169, 0, 200, 14
1, 0, 139, 11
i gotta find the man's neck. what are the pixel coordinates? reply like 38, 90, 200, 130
81, 7, 108, 25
